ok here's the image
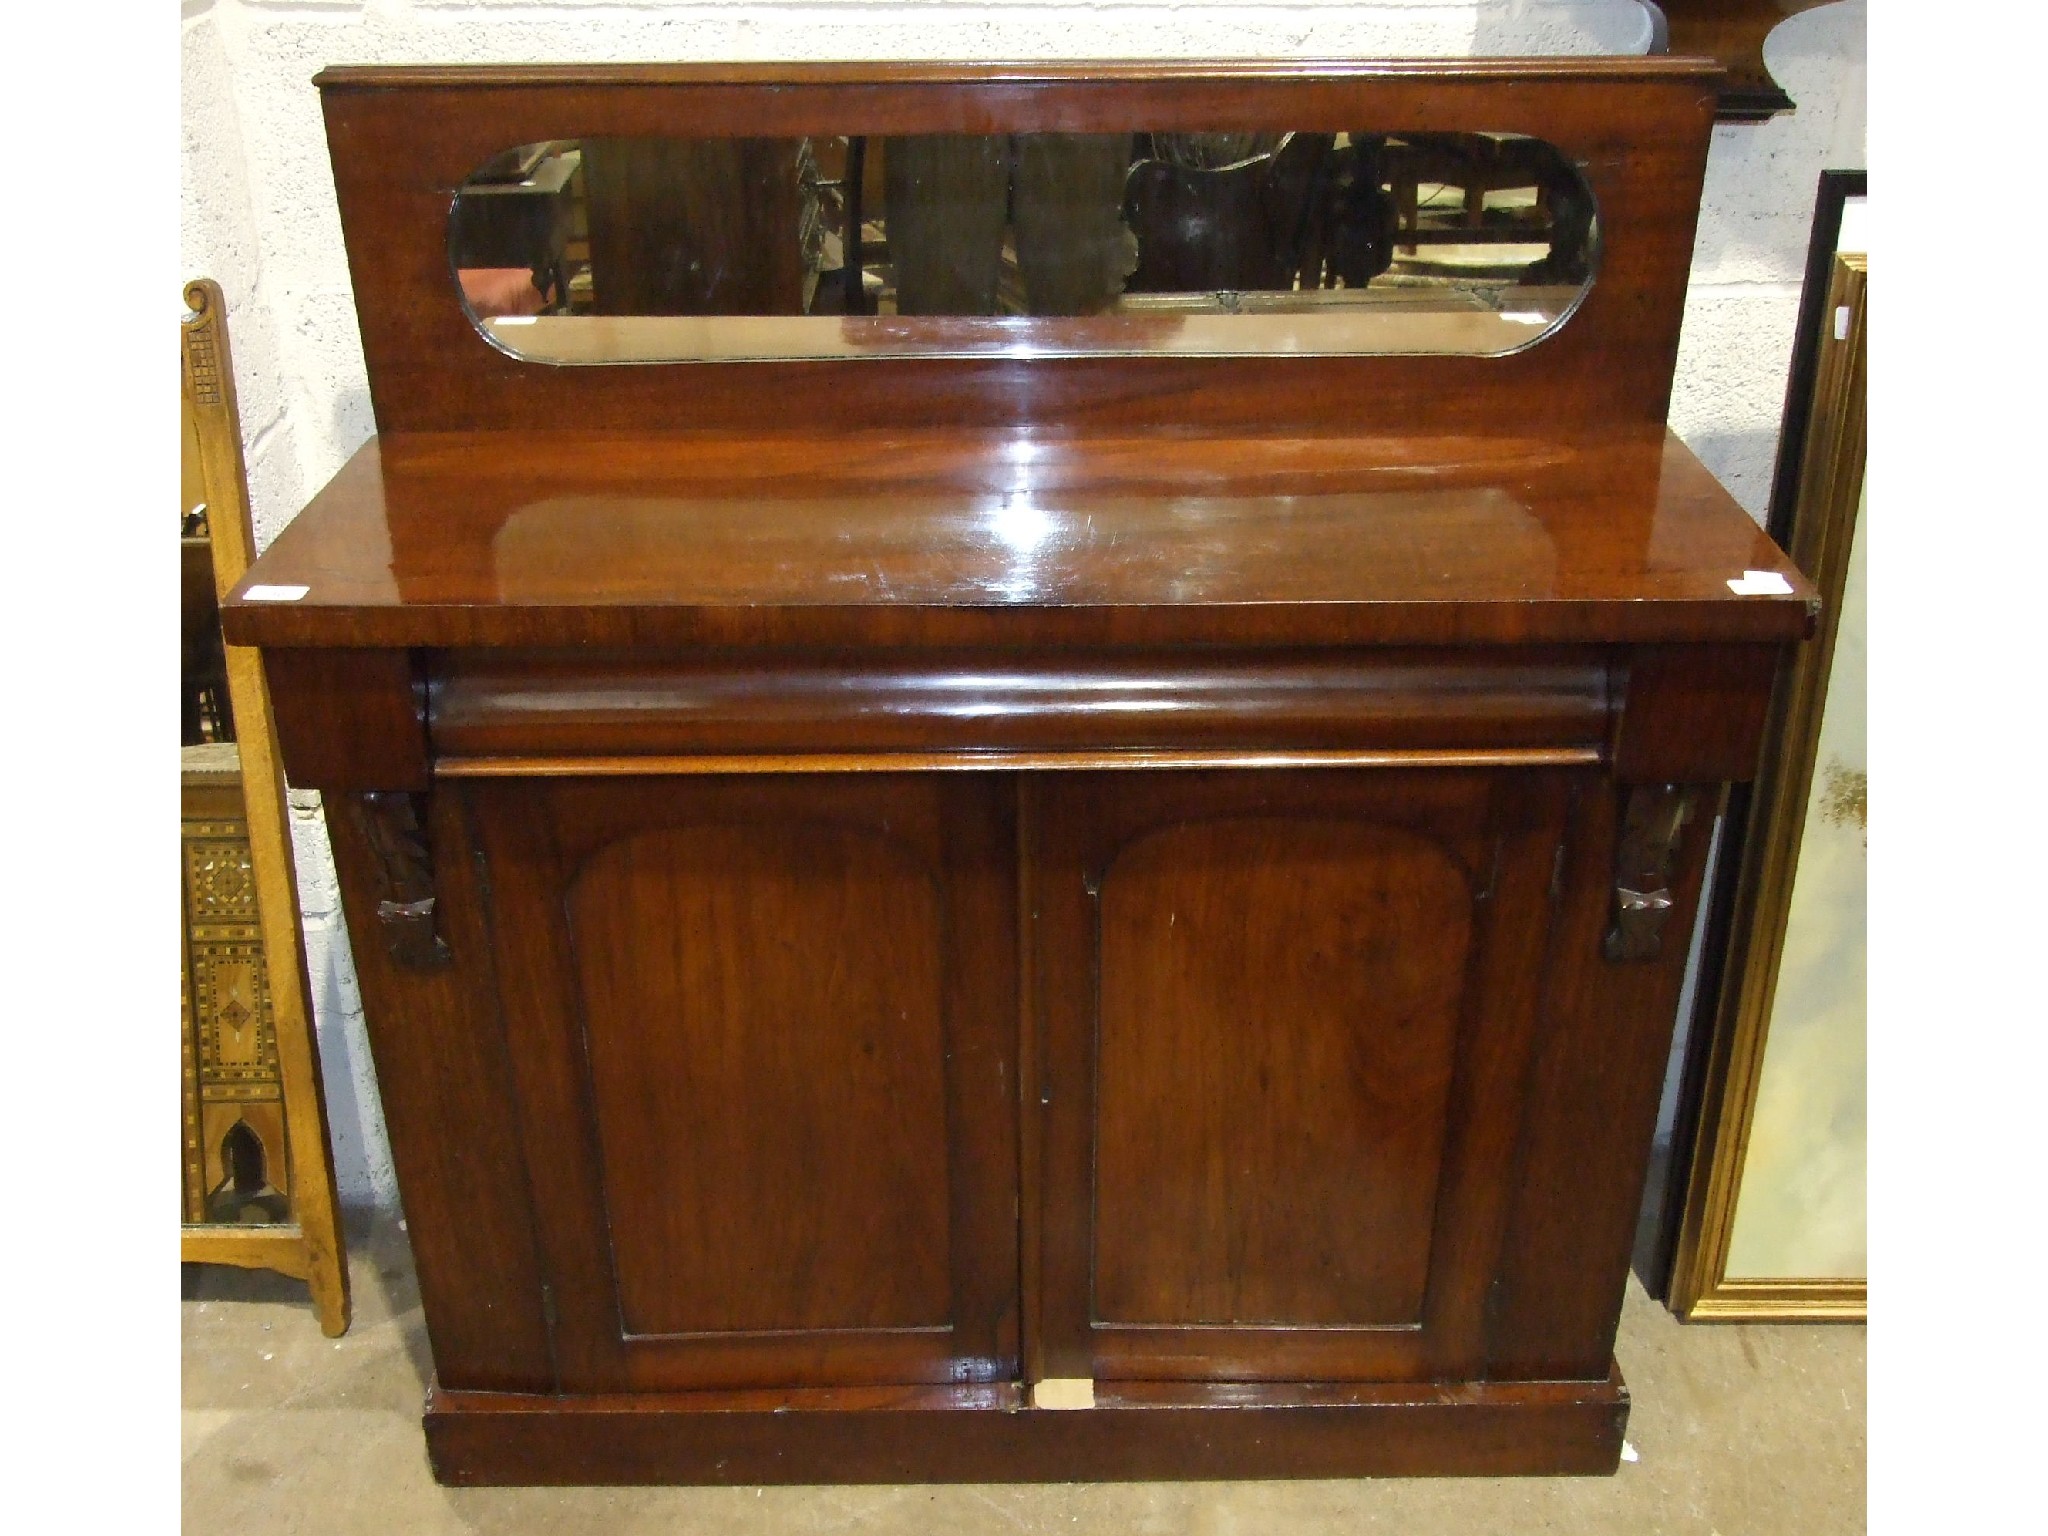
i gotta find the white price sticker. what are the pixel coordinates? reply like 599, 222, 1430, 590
243, 584, 311, 602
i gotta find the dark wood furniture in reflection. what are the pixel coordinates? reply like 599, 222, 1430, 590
1382, 134, 1590, 284
225, 60, 1811, 1484
582, 137, 806, 315
447, 143, 579, 309
180, 526, 232, 742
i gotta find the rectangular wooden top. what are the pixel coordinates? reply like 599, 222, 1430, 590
313, 59, 1723, 90
223, 427, 1813, 651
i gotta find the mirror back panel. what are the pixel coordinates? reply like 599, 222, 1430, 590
318, 60, 1719, 437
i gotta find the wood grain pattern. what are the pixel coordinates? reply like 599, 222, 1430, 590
1033, 769, 1570, 1383
1650, 1, 1838, 122
469, 775, 1019, 1392
1612, 644, 1781, 784
181, 1226, 312, 1275
310, 61, 1719, 440
566, 822, 952, 1336
430, 649, 1614, 758
424, 1369, 1629, 1484
1486, 777, 1718, 1378
234, 60, 1806, 1483
435, 748, 1606, 777
224, 429, 1811, 653
324, 788, 556, 1390
1092, 817, 1470, 1329
263, 647, 428, 790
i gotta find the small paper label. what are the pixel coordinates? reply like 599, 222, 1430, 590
1032, 1378, 1096, 1411
1726, 570, 1794, 596
243, 584, 310, 602
1834, 304, 1851, 341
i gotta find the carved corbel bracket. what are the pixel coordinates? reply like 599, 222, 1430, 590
355, 791, 453, 970
1603, 783, 1697, 962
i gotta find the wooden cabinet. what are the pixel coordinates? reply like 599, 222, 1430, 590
224, 61, 1814, 1483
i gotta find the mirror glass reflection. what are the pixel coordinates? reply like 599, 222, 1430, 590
450, 132, 1597, 362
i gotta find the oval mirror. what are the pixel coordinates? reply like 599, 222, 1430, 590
449, 130, 1597, 363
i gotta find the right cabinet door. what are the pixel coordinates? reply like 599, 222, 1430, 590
1031, 768, 1577, 1385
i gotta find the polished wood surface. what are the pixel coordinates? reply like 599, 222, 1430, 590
325, 789, 555, 1389
262, 648, 427, 790
436, 747, 1606, 776
1649, 1, 1838, 122
238, 60, 1804, 1484
1611, 643, 1781, 784
1031, 771, 1572, 1385
1485, 774, 1719, 1378
266, 639, 1758, 796
224, 428, 1809, 651
568, 823, 951, 1334
424, 1371, 1628, 1484
181, 1225, 315, 1276
467, 775, 1019, 1392
1092, 816, 1470, 1329
431, 649, 1613, 756
313, 61, 1718, 439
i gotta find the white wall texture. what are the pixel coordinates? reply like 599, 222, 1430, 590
179, 0, 1866, 1209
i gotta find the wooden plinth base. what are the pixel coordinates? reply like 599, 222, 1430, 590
425, 1370, 1628, 1485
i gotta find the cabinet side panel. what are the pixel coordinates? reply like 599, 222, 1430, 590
1487, 780, 1716, 1378
326, 789, 554, 1390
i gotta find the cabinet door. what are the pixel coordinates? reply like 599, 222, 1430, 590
468, 774, 1017, 1392
1030, 769, 1574, 1384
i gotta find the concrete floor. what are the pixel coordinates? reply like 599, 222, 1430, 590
184, 1215, 1865, 1534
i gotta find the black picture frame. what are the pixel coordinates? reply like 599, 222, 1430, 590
1632, 167, 1866, 1302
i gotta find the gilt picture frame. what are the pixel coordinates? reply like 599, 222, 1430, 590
1663, 239, 1867, 1321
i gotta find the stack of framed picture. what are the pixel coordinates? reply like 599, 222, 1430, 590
1641, 171, 1867, 1321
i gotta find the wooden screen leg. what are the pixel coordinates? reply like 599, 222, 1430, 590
306, 1227, 353, 1338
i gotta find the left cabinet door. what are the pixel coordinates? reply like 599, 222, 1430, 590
466, 773, 1020, 1392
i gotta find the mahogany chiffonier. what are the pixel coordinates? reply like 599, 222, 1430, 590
222, 59, 1814, 1484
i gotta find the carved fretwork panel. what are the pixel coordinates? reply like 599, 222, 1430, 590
355, 790, 454, 970
181, 775, 294, 1224
1603, 782, 1698, 962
